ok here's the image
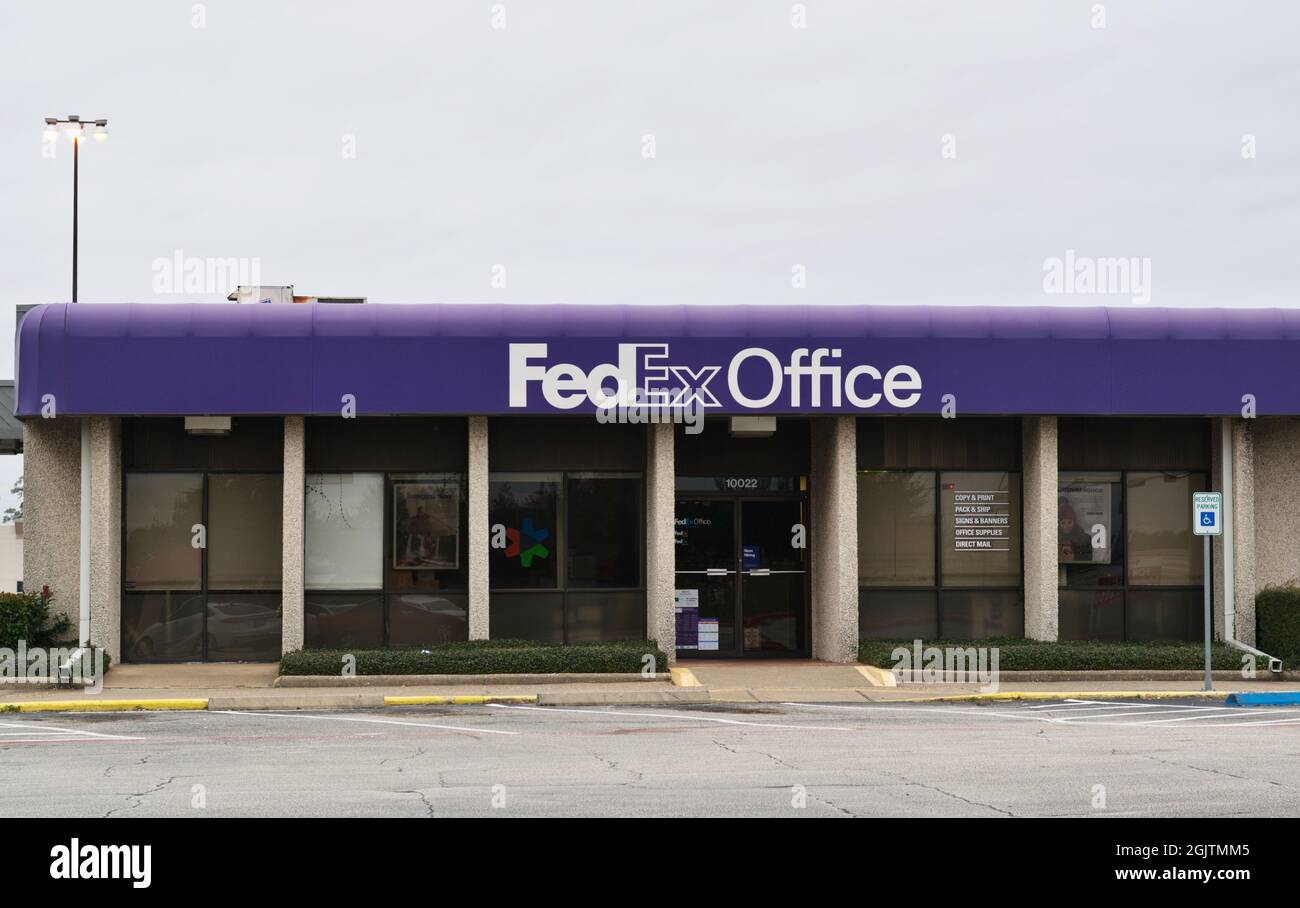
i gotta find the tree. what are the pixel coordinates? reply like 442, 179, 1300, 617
3, 476, 22, 524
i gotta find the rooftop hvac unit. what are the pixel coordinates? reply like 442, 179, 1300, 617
228, 285, 293, 305
226, 287, 365, 304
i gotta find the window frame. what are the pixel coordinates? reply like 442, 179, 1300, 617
488, 470, 646, 644
207, 472, 285, 592
304, 471, 470, 649
1057, 467, 1209, 641
857, 468, 1025, 638
121, 468, 284, 663
304, 471, 386, 593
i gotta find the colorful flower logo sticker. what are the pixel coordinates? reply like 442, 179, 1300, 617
505, 518, 550, 568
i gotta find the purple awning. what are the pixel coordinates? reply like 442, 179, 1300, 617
16, 303, 1300, 417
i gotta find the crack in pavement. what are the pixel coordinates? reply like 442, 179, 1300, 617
1139, 753, 1291, 788
379, 746, 428, 770
807, 793, 858, 817
591, 751, 645, 784
898, 779, 1019, 817
103, 776, 177, 818
399, 788, 436, 817
868, 766, 1019, 817
711, 734, 798, 770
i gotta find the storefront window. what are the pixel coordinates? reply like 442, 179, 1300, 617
1057, 473, 1124, 589
386, 473, 469, 645
1127, 472, 1206, 586
208, 474, 283, 590
1058, 465, 1208, 641
122, 592, 204, 662
857, 467, 1024, 638
489, 476, 560, 590
123, 468, 282, 662
566, 476, 640, 589
940, 471, 1021, 587
857, 472, 935, 586
489, 472, 644, 642
305, 473, 384, 591
305, 593, 385, 649
303, 436, 470, 649
124, 473, 203, 591
205, 593, 282, 661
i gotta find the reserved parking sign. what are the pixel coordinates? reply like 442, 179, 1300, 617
1193, 492, 1223, 536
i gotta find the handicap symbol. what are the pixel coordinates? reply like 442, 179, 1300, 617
1200, 512, 1216, 527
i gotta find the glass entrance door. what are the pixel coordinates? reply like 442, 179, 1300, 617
674, 499, 737, 655
674, 494, 807, 657
739, 499, 806, 654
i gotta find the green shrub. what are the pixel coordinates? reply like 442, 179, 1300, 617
0, 591, 70, 650
1257, 586, 1300, 665
859, 637, 1247, 672
282, 639, 669, 676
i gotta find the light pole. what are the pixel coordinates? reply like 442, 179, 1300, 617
41, 114, 107, 655
42, 115, 108, 303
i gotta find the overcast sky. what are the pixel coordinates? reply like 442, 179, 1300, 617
1, 1, 1297, 510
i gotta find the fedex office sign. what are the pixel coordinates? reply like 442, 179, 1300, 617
508, 343, 923, 411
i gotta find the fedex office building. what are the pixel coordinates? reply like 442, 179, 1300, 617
11, 302, 1296, 665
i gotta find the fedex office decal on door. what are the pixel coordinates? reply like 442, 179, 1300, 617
508, 343, 923, 411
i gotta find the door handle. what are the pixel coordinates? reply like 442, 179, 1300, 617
705, 568, 731, 577
745, 568, 771, 577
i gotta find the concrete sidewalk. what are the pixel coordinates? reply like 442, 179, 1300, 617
5, 660, 1300, 711
0, 663, 696, 709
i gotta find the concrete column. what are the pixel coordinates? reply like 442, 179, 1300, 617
468, 416, 490, 640
810, 416, 858, 663
1022, 416, 1059, 641
21, 418, 82, 632
645, 423, 676, 660
1221, 418, 1257, 646
281, 416, 305, 653
88, 417, 122, 663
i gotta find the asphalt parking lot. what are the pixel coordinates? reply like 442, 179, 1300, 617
3, 699, 1298, 817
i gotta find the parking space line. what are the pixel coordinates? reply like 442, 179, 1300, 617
1028, 700, 1166, 711
488, 703, 858, 731
785, 701, 1056, 723
1053, 707, 1246, 722
1192, 716, 1300, 727
0, 720, 138, 740
208, 710, 519, 736
1128, 710, 1277, 725
783, 700, 1300, 730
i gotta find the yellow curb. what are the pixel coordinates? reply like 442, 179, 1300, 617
669, 667, 702, 688
0, 698, 209, 713
887, 690, 1233, 704
383, 695, 538, 706
855, 665, 898, 688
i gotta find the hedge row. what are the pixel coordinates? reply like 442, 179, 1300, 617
858, 638, 1253, 672
1257, 586, 1300, 665
282, 639, 669, 676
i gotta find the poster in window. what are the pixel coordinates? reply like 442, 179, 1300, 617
393, 482, 460, 570
675, 589, 699, 650
1058, 482, 1111, 564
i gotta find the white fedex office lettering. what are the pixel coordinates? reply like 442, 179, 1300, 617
509, 343, 921, 410
510, 343, 658, 409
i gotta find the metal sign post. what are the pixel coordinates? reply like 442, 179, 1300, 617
1193, 492, 1224, 692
